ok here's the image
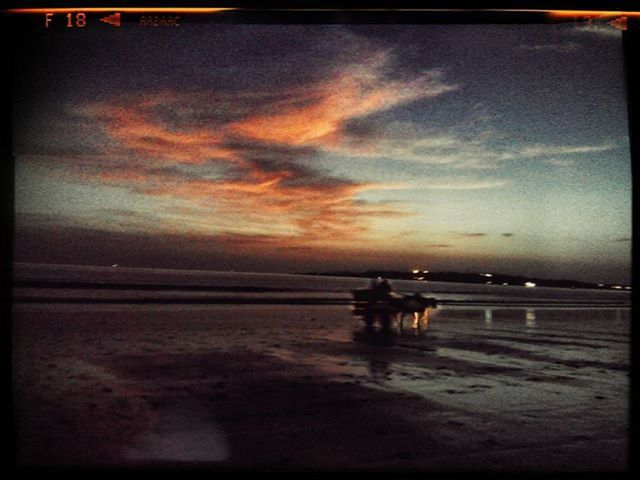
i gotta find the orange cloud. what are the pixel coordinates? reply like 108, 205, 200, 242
229, 57, 455, 148
79, 103, 237, 164
138, 171, 402, 244
73, 54, 451, 245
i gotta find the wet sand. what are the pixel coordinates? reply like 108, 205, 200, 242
12, 304, 629, 471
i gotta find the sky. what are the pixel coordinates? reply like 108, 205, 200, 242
12, 21, 632, 283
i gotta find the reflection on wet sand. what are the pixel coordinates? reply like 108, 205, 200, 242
525, 308, 537, 329
352, 309, 434, 341
367, 358, 392, 383
484, 308, 493, 328
350, 313, 433, 384
352, 325, 394, 345
400, 308, 430, 334
351, 327, 393, 383
13, 303, 629, 470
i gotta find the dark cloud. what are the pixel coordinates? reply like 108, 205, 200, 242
339, 118, 381, 144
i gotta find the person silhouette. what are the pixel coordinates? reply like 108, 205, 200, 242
370, 277, 391, 294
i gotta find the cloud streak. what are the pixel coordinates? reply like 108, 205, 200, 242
67, 49, 458, 245
419, 178, 507, 190
229, 60, 457, 148
326, 113, 616, 171
455, 232, 488, 238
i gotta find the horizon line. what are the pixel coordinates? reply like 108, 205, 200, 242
12, 261, 631, 287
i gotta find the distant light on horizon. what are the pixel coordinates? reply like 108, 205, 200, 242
525, 281, 536, 288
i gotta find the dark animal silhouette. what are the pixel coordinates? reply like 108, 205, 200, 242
352, 282, 437, 331
391, 293, 438, 329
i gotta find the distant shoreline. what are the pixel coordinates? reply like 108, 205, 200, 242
12, 262, 631, 292
301, 270, 631, 291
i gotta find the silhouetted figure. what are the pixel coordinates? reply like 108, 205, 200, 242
352, 279, 436, 334
370, 277, 392, 296
393, 292, 437, 331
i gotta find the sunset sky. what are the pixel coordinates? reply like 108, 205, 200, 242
13, 22, 631, 283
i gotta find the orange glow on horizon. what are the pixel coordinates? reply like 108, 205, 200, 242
547, 10, 640, 18
7, 8, 640, 17
7, 7, 235, 14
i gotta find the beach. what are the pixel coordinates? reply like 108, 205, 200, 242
12, 293, 629, 470
9, 13, 634, 472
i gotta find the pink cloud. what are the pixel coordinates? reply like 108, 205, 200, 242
72, 53, 453, 244
229, 57, 456, 148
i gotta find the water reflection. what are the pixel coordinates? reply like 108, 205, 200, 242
525, 308, 537, 329
352, 325, 395, 346
351, 327, 393, 383
351, 311, 432, 339
367, 358, 392, 383
484, 308, 493, 328
399, 309, 430, 334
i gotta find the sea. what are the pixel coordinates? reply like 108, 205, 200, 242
11, 262, 631, 309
